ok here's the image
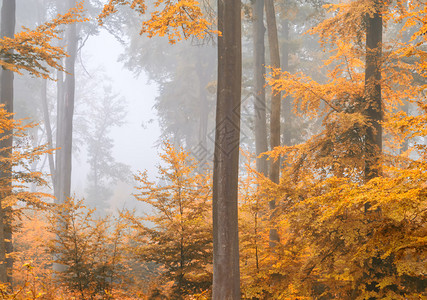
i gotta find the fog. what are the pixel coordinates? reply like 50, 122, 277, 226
73, 29, 161, 209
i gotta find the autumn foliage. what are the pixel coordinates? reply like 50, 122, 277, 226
99, 0, 215, 43
0, 3, 87, 78
1, 0, 427, 299
130, 142, 213, 298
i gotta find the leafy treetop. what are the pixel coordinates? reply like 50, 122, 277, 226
99, 0, 216, 44
0, 2, 87, 79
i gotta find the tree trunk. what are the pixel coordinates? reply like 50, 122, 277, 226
56, 0, 77, 205
281, 19, 292, 147
53, 0, 77, 273
41, 79, 56, 186
363, 4, 383, 298
265, 0, 281, 247
37, 0, 56, 191
253, 0, 268, 176
0, 0, 15, 285
212, 0, 241, 298
364, 1, 382, 181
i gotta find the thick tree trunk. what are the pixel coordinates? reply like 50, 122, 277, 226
253, 0, 268, 176
265, 0, 281, 247
364, 2, 382, 181
363, 4, 383, 298
0, 0, 15, 285
212, 0, 241, 298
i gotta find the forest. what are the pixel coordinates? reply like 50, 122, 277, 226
0, 0, 425, 299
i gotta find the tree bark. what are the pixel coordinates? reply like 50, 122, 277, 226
212, 0, 241, 298
265, 0, 281, 247
364, 1, 382, 181
253, 0, 268, 176
0, 0, 15, 285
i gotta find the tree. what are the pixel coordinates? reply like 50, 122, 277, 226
54, 0, 78, 206
364, 0, 383, 181
98, 0, 213, 44
265, 0, 282, 185
0, 3, 86, 78
131, 143, 212, 298
264, 0, 283, 252
259, 0, 427, 297
0, 107, 53, 287
48, 198, 129, 299
0, 0, 16, 284
253, 0, 269, 176
0, 1, 86, 282
212, 0, 242, 298
84, 86, 130, 215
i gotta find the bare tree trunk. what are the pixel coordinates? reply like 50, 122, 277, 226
265, 0, 281, 247
53, 0, 77, 273
400, 100, 409, 154
56, 0, 77, 205
41, 80, 56, 185
212, 0, 241, 298
281, 19, 292, 147
0, 0, 15, 285
253, 0, 268, 176
364, 0, 382, 181
37, 0, 56, 190
54, 0, 65, 200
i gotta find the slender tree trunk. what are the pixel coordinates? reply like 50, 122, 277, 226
0, 0, 15, 285
265, 0, 281, 247
252, 0, 268, 274
364, 0, 382, 181
56, 0, 77, 205
37, 0, 56, 190
281, 19, 292, 147
53, 0, 77, 273
55, 68, 64, 199
400, 100, 409, 154
41, 80, 56, 185
54, 0, 66, 200
212, 0, 241, 298
253, 0, 268, 176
